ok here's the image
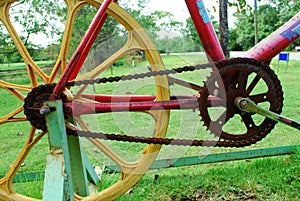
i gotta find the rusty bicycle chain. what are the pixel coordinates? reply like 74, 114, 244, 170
65, 62, 216, 87
62, 58, 281, 147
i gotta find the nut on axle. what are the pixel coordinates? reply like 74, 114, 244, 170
40, 106, 51, 115
234, 97, 249, 110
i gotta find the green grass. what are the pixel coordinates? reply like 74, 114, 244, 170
0, 60, 55, 70
0, 55, 299, 200
113, 57, 300, 201
117, 152, 300, 200
0, 60, 55, 84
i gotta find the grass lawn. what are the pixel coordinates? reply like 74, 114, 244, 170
0, 54, 299, 200
112, 55, 300, 200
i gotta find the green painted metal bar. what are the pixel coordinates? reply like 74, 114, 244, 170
0, 155, 100, 185
2, 145, 299, 183
43, 100, 74, 201
66, 135, 89, 196
105, 145, 300, 172
0, 155, 100, 184
82, 151, 101, 185
43, 154, 66, 201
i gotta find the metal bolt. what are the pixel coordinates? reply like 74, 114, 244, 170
64, 106, 72, 114
239, 100, 249, 109
40, 106, 50, 115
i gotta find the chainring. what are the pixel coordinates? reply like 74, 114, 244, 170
199, 58, 283, 142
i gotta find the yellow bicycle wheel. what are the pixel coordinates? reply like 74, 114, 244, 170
0, 0, 169, 200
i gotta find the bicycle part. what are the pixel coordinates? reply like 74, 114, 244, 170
0, 0, 169, 200
199, 58, 283, 142
62, 58, 278, 148
23, 84, 69, 131
235, 97, 300, 130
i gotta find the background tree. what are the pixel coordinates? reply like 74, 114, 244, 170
219, 0, 230, 58
184, 14, 219, 53
230, 0, 300, 51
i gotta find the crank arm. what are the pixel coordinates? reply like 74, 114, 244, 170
235, 97, 300, 130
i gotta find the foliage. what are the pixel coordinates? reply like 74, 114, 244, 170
0, 0, 65, 63
184, 13, 219, 53
1, 0, 299, 64
230, 0, 300, 51
155, 36, 197, 54
126, 3, 183, 54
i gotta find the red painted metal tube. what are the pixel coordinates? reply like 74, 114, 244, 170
64, 99, 198, 116
64, 96, 223, 116
185, 0, 225, 62
246, 12, 300, 61
81, 94, 157, 102
50, 0, 115, 100
81, 94, 197, 102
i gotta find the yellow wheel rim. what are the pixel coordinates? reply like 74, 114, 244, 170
0, 0, 170, 200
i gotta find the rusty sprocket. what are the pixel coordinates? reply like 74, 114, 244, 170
199, 58, 283, 142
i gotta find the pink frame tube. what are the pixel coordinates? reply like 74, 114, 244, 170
185, 0, 226, 62
80, 94, 195, 102
50, 0, 115, 100
246, 12, 300, 61
63, 96, 222, 116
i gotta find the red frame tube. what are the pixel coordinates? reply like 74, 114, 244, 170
246, 12, 300, 61
185, 0, 226, 62
64, 96, 223, 116
50, 0, 115, 100
81, 94, 198, 102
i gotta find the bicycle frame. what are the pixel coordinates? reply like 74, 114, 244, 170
52, 0, 300, 114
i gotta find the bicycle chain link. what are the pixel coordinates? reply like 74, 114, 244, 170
65, 62, 216, 87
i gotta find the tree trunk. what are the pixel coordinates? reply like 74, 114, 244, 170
219, 0, 230, 58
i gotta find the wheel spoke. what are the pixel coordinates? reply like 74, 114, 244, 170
237, 71, 248, 93
0, 80, 32, 92
0, 127, 46, 193
0, 107, 26, 124
0, 3, 49, 84
249, 92, 269, 103
241, 113, 257, 130
77, 31, 144, 81
72, 117, 136, 171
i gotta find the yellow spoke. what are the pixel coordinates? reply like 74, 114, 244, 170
0, 107, 26, 124
0, 80, 32, 92
48, 0, 87, 82
5, 88, 25, 101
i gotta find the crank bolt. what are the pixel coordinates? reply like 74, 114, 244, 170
40, 106, 51, 115
239, 100, 249, 109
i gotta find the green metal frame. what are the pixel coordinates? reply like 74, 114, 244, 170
105, 145, 299, 172
42, 100, 99, 200
3, 145, 298, 183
